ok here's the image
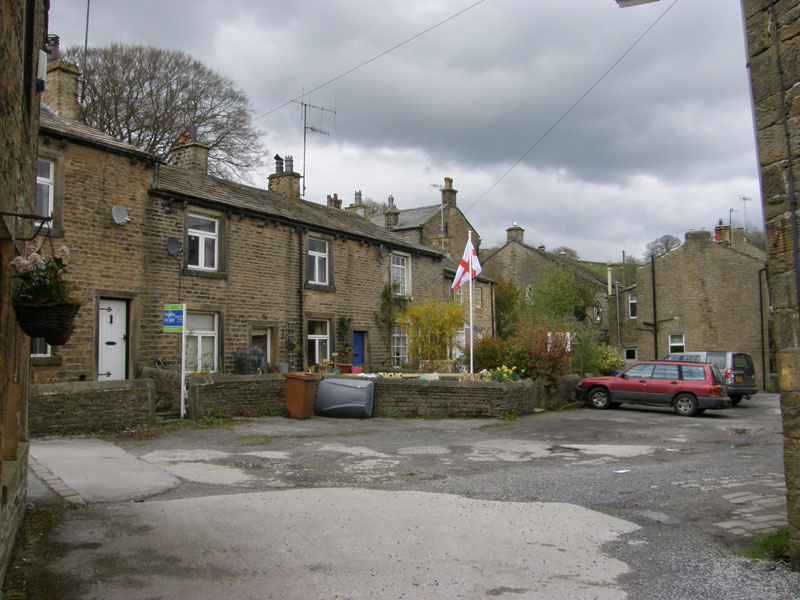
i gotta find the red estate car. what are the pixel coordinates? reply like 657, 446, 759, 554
575, 360, 730, 417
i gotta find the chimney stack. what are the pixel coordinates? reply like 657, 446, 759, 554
441, 177, 457, 207
41, 35, 81, 120
384, 194, 399, 230
345, 190, 365, 215
170, 128, 210, 174
506, 223, 524, 245
268, 153, 302, 200
327, 193, 342, 209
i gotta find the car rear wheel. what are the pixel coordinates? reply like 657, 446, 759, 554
587, 387, 611, 410
673, 393, 699, 417
730, 395, 742, 406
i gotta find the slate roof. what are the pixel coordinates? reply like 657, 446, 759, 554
152, 164, 442, 257
482, 241, 606, 288
368, 205, 440, 230
39, 107, 153, 161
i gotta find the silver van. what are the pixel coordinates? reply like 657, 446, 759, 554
663, 351, 757, 405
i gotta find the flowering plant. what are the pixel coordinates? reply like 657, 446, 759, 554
10, 244, 77, 305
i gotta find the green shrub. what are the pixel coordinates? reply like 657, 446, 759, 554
508, 322, 571, 389
591, 344, 625, 375
474, 337, 509, 372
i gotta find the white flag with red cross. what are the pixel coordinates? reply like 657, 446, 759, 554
451, 236, 481, 291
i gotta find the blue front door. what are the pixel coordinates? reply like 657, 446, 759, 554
352, 332, 365, 367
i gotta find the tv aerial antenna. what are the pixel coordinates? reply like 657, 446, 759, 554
292, 96, 336, 196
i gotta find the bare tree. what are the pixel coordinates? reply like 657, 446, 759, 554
644, 234, 681, 260
64, 44, 267, 181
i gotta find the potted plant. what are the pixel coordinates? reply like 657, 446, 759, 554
337, 342, 354, 373
10, 243, 80, 346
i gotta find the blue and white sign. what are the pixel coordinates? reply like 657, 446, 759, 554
163, 304, 185, 332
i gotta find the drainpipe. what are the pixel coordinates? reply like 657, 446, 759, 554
490, 281, 496, 337
759, 266, 767, 390
297, 227, 304, 369
615, 282, 621, 345
651, 256, 658, 357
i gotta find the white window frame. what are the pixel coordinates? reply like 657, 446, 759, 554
668, 333, 685, 354
392, 324, 407, 368
307, 238, 329, 285
185, 311, 218, 373
307, 320, 330, 366
30, 337, 51, 358
250, 328, 272, 372
391, 253, 411, 297
187, 213, 219, 271
628, 294, 637, 319
36, 158, 54, 226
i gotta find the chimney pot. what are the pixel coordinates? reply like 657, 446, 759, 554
354, 190, 362, 205
274, 154, 284, 174
441, 178, 457, 207
388, 194, 394, 208
46, 35, 61, 61
285, 155, 294, 172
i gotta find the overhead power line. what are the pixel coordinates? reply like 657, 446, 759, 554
465, 0, 679, 214
253, 0, 488, 122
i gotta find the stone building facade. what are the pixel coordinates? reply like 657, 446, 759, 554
30, 60, 476, 389
742, 0, 800, 566
481, 224, 609, 332
0, 0, 49, 584
607, 230, 769, 385
361, 178, 495, 347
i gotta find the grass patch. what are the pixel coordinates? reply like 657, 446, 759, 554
546, 399, 583, 411
501, 409, 518, 421
743, 528, 791, 564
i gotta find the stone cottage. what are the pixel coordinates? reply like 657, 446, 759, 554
480, 223, 610, 331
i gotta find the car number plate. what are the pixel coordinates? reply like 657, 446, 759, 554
735, 375, 742, 382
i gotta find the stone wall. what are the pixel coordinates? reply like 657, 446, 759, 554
742, 0, 800, 567
372, 377, 535, 418
29, 380, 155, 436
188, 373, 290, 418
1, 0, 49, 585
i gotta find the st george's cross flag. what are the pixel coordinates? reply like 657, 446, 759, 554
451, 235, 482, 291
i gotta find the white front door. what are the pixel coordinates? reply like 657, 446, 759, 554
98, 299, 127, 380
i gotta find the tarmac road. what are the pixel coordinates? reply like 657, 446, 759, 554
6, 392, 800, 599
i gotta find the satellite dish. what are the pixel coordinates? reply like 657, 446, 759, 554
165, 237, 183, 257
112, 206, 131, 225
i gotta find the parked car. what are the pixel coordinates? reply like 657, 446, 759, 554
663, 351, 757, 405
575, 360, 729, 417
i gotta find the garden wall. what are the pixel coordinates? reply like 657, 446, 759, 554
187, 373, 290, 418
29, 379, 155, 436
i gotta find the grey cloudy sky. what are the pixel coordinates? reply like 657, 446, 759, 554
49, 0, 761, 261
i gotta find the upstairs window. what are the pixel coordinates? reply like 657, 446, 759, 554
308, 238, 329, 285
36, 159, 54, 225
187, 214, 218, 271
628, 294, 637, 319
391, 253, 411, 297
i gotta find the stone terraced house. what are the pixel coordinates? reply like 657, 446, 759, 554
30, 54, 492, 386
606, 227, 770, 388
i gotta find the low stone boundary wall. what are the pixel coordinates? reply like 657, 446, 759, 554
371, 377, 535, 418
30, 380, 155, 436
188, 373, 292, 419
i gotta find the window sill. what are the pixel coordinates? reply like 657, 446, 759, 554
182, 268, 228, 280
31, 355, 62, 366
305, 283, 336, 293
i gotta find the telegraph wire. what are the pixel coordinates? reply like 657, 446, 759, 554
253, 0, 488, 122
465, 0, 680, 214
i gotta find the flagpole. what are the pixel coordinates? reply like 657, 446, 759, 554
468, 231, 474, 377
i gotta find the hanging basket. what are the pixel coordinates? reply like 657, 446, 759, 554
12, 301, 80, 346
